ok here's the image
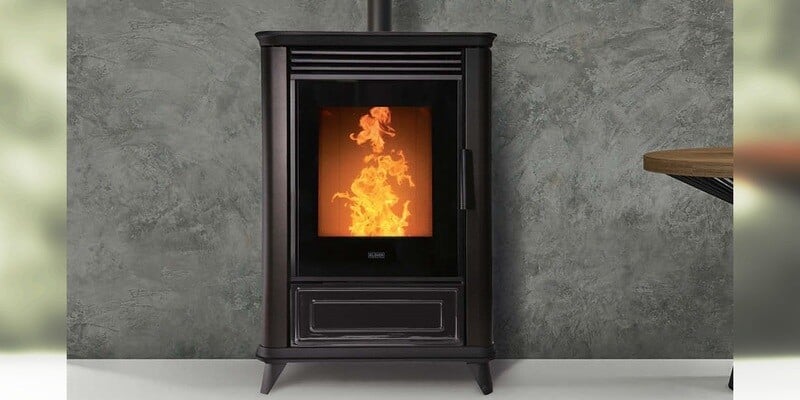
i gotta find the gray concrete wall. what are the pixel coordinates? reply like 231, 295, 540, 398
67, 0, 732, 358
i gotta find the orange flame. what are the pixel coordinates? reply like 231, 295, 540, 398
332, 107, 415, 236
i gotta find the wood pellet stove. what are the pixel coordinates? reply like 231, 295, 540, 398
255, 0, 495, 394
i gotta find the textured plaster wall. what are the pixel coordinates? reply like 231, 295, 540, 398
68, 0, 732, 358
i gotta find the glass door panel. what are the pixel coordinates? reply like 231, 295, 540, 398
295, 80, 460, 278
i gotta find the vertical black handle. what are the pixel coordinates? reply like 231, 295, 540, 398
459, 149, 475, 210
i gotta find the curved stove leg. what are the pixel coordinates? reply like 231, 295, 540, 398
468, 362, 494, 395
260, 362, 286, 394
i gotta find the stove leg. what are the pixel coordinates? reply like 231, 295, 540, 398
260, 362, 286, 394
728, 367, 733, 390
467, 362, 493, 395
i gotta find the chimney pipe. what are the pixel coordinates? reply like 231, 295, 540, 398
368, 0, 391, 32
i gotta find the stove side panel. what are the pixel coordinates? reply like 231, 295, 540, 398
464, 47, 493, 348
261, 46, 289, 348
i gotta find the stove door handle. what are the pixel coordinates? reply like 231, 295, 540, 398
459, 148, 475, 210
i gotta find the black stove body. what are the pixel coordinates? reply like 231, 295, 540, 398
255, 29, 496, 394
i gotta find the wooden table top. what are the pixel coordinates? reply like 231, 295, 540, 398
643, 147, 733, 178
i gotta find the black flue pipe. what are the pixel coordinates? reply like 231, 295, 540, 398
368, 0, 391, 31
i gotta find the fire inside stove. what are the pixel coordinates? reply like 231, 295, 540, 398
318, 106, 432, 237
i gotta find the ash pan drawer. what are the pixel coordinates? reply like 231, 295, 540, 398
292, 285, 462, 346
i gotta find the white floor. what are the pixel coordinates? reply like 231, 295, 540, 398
67, 359, 733, 400
0, 353, 66, 400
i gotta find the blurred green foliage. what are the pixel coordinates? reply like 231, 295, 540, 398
734, 0, 800, 359
735, 0, 800, 139
0, 0, 65, 350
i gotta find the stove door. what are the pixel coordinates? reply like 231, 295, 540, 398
293, 79, 461, 278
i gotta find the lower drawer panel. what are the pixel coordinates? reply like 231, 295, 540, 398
291, 285, 462, 346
